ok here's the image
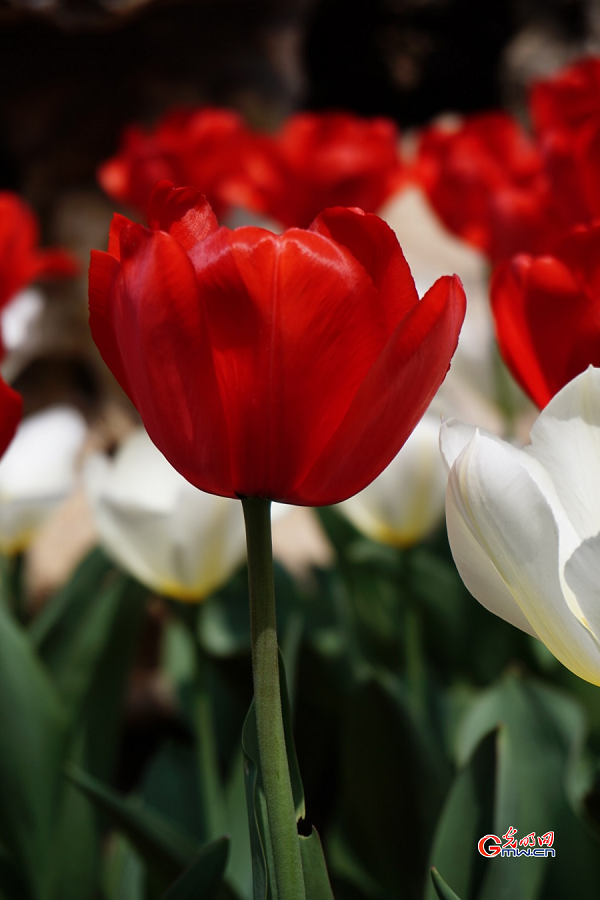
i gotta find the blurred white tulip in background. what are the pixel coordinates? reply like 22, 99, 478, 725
86, 429, 252, 601
337, 410, 448, 547
0, 404, 87, 553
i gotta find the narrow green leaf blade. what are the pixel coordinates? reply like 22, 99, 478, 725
31, 549, 144, 735
424, 728, 497, 900
299, 828, 334, 900
67, 765, 197, 889
160, 836, 229, 900
431, 868, 464, 900
0, 604, 67, 900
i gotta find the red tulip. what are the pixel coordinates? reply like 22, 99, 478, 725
0, 192, 77, 314
491, 220, 600, 408
530, 57, 600, 137
417, 112, 562, 261
0, 377, 21, 458
98, 108, 251, 219
89, 181, 465, 505
530, 57, 600, 228
225, 111, 405, 228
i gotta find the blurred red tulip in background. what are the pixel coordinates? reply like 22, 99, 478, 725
491, 220, 600, 408
416, 112, 562, 261
0, 192, 77, 318
0, 377, 21, 458
98, 107, 252, 220
224, 110, 405, 227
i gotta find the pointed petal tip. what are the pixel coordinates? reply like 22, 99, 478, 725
147, 181, 219, 249
439, 418, 477, 471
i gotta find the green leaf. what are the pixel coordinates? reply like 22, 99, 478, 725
197, 572, 250, 658
192, 650, 229, 842
160, 836, 229, 899
224, 750, 253, 900
67, 765, 197, 892
451, 672, 600, 900
0, 604, 67, 900
298, 828, 335, 900
31, 549, 144, 736
407, 541, 535, 685
431, 868, 464, 900
103, 835, 145, 900
332, 669, 449, 898
29, 548, 114, 648
425, 729, 497, 900
48, 773, 101, 900
0, 552, 26, 621
142, 742, 206, 843
79, 578, 146, 782
326, 827, 387, 900
280, 612, 303, 713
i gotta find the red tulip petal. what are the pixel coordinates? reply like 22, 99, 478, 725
287, 274, 466, 505
0, 193, 77, 310
0, 194, 39, 306
530, 57, 600, 135
310, 207, 419, 332
146, 181, 219, 249
190, 224, 396, 498
93, 225, 233, 496
555, 219, 600, 295
89, 249, 135, 399
32, 248, 78, 279
0, 192, 37, 252
491, 255, 594, 408
106, 214, 132, 260
0, 378, 21, 459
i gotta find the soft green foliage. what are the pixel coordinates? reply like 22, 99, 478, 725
1, 516, 600, 899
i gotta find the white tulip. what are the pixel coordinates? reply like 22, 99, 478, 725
0, 405, 87, 553
380, 187, 495, 394
337, 411, 448, 547
1, 287, 44, 353
84, 429, 250, 601
440, 367, 600, 685
381, 187, 532, 436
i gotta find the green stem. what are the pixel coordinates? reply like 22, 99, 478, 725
242, 497, 306, 900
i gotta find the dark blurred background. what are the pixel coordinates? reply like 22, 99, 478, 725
0, 0, 596, 202
0, 0, 596, 418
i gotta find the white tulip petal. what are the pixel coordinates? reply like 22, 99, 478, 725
448, 431, 600, 683
439, 418, 478, 472
0, 406, 86, 498
565, 533, 600, 646
0, 405, 87, 552
101, 430, 189, 512
339, 413, 446, 546
527, 367, 600, 541
1, 287, 44, 351
445, 481, 538, 637
85, 429, 258, 601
